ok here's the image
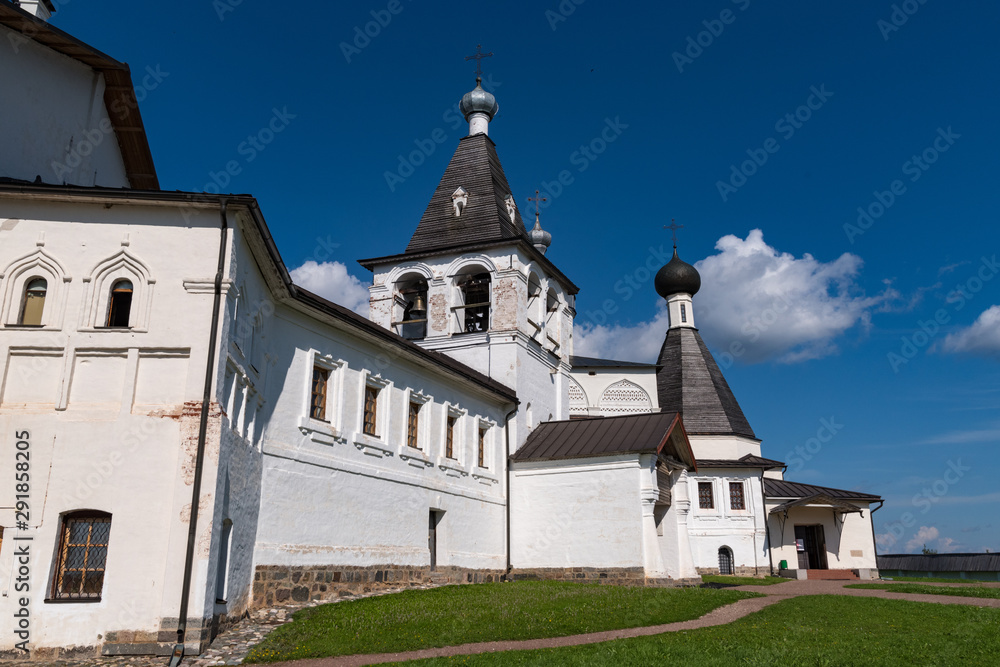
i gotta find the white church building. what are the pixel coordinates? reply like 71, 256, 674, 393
0, 1, 882, 659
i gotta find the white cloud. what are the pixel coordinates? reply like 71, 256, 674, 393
289, 260, 370, 316
575, 230, 893, 364
937, 537, 961, 553
905, 525, 939, 552
939, 305, 1000, 358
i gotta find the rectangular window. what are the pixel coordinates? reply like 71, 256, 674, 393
698, 482, 714, 510
52, 513, 112, 600
363, 385, 379, 436
729, 482, 746, 510
478, 427, 487, 467
311, 366, 329, 421
407, 401, 421, 449
446, 415, 456, 459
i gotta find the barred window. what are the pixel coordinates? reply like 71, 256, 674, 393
51, 512, 112, 600
407, 401, 421, 449
729, 482, 746, 510
478, 427, 487, 468
698, 482, 714, 510
363, 385, 380, 436
446, 416, 456, 459
311, 366, 329, 421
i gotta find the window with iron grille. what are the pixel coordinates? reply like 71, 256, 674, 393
478, 427, 487, 468
51, 512, 112, 600
718, 546, 734, 575
698, 482, 714, 509
729, 482, 746, 510
363, 385, 379, 436
446, 416, 456, 459
310, 366, 329, 421
407, 401, 421, 449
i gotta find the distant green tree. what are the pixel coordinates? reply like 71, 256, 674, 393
921, 544, 938, 555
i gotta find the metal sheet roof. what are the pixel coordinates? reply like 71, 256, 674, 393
511, 411, 693, 466
656, 327, 756, 439
569, 355, 658, 368
764, 478, 881, 501
877, 553, 1000, 573
698, 455, 785, 469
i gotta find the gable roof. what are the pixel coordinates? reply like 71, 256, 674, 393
656, 327, 756, 439
511, 411, 695, 469
0, 2, 159, 190
763, 478, 881, 502
697, 454, 785, 470
877, 553, 1000, 573
405, 133, 527, 253
569, 355, 658, 369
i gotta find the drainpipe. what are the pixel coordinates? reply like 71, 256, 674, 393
171, 199, 229, 665
503, 405, 518, 579
869, 499, 885, 572
759, 474, 775, 575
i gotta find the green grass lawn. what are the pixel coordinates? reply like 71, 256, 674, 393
885, 576, 998, 584
399, 595, 1000, 666
847, 583, 1000, 599
700, 575, 788, 586
242, 581, 758, 663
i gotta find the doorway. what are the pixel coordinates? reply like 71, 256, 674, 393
794, 524, 828, 569
428, 510, 443, 570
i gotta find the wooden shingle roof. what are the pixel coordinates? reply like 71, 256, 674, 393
656, 327, 756, 439
405, 133, 528, 254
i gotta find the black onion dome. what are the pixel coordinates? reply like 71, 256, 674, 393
655, 248, 701, 298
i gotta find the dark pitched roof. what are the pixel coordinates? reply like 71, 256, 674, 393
877, 553, 1000, 573
569, 355, 658, 369
698, 454, 785, 469
0, 2, 159, 190
511, 412, 695, 468
656, 328, 756, 439
404, 133, 527, 254
764, 478, 881, 502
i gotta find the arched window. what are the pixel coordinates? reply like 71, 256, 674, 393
105, 279, 133, 328
458, 271, 491, 333
18, 277, 47, 326
51, 511, 112, 600
718, 546, 735, 575
395, 275, 428, 340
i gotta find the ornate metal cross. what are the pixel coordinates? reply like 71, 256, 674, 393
527, 189, 547, 226
664, 219, 684, 247
465, 44, 494, 77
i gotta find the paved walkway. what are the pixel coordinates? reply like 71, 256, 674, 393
267, 579, 1000, 667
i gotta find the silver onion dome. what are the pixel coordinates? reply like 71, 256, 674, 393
529, 218, 552, 254
460, 77, 499, 121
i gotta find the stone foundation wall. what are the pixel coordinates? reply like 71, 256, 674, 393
253, 565, 506, 608
507, 567, 698, 587
696, 566, 768, 577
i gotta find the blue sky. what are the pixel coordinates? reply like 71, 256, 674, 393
53, 0, 999, 554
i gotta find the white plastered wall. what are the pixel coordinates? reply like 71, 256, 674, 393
767, 503, 879, 571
